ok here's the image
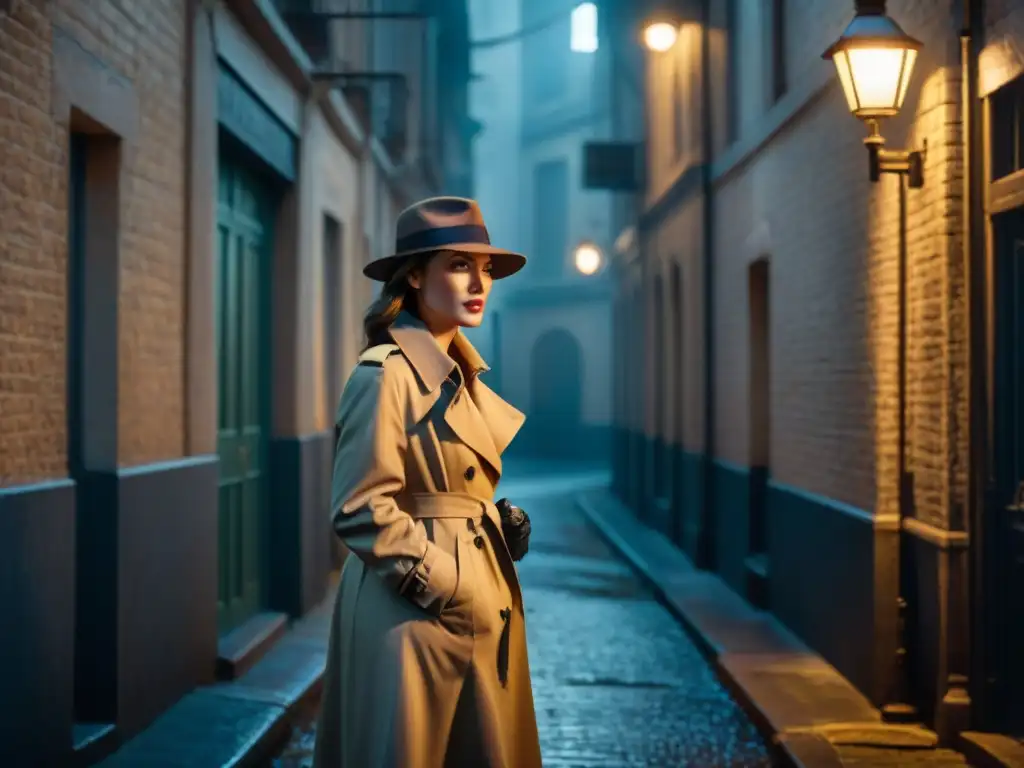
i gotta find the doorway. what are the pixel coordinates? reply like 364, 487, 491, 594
746, 258, 771, 608
530, 328, 583, 458
990, 208, 1024, 736
652, 275, 671, 535
215, 144, 276, 634
67, 127, 121, 744
627, 284, 644, 508
670, 263, 685, 546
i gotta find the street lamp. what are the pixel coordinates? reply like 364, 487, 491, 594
574, 241, 603, 275
824, 0, 921, 725
822, 1, 924, 187
642, 18, 679, 52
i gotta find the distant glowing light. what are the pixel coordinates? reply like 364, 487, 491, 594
574, 242, 602, 275
643, 21, 678, 53
571, 2, 598, 53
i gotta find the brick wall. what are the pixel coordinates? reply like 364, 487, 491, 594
636, 0, 969, 527
0, 0, 186, 484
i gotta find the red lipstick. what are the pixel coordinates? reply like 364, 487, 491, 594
463, 299, 484, 314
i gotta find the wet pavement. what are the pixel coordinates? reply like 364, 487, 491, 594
272, 463, 772, 767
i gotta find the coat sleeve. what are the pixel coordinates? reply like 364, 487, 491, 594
331, 359, 458, 616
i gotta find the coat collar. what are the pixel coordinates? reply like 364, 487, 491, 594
388, 310, 523, 476
388, 310, 489, 393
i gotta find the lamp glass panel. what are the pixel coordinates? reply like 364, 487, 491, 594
832, 50, 860, 112
894, 48, 918, 109
847, 47, 906, 110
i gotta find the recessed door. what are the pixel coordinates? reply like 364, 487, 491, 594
991, 208, 1024, 736
530, 328, 583, 458
216, 152, 274, 633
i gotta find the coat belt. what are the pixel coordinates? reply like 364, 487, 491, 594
407, 492, 491, 519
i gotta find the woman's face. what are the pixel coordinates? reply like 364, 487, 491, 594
409, 250, 493, 329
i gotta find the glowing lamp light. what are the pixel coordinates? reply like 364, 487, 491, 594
642, 21, 678, 53
574, 242, 602, 276
822, 10, 922, 120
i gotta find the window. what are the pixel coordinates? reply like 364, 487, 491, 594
768, 0, 788, 104
726, 0, 739, 144
322, 215, 344, 416
672, 65, 685, 160
532, 159, 570, 279
570, 2, 598, 53
523, 10, 569, 102
991, 75, 1024, 181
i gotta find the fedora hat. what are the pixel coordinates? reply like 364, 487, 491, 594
363, 196, 526, 282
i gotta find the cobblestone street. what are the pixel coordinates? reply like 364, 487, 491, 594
273, 465, 772, 767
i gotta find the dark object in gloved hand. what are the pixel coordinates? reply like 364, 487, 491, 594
496, 498, 531, 562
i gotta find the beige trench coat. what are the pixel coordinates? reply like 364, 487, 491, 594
313, 311, 542, 768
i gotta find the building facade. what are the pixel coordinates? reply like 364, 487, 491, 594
0, 0, 473, 763
611, 0, 1024, 747
468, 0, 615, 461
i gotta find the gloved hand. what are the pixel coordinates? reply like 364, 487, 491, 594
496, 498, 531, 562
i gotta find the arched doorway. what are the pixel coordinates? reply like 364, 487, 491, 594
530, 328, 583, 458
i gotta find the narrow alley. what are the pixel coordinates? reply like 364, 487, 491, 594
273, 464, 773, 767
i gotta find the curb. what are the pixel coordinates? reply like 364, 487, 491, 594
96, 583, 336, 767
576, 492, 854, 768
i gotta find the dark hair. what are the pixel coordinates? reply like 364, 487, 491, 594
362, 251, 435, 349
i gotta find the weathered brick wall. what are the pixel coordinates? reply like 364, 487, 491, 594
637, 0, 969, 527
0, 2, 62, 484
709, 0, 965, 526
0, 0, 186, 484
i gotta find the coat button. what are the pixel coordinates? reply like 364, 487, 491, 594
474, 536, 485, 549
464, 466, 476, 481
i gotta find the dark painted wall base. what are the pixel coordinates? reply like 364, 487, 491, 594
767, 480, 892, 705
711, 459, 751, 597
268, 431, 334, 617
113, 457, 220, 733
0, 456, 220, 765
0, 480, 76, 765
673, 447, 703, 561
908, 530, 970, 734
505, 421, 611, 463
614, 429, 901, 713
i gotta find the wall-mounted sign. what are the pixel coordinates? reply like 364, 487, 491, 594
582, 141, 642, 192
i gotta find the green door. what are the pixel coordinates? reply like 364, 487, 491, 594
216, 152, 273, 633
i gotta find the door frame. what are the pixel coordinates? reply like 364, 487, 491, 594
975, 78, 1024, 733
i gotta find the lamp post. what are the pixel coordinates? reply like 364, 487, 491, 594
822, 0, 925, 187
823, 0, 922, 723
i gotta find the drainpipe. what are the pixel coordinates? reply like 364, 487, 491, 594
961, 0, 986, 737
698, 0, 716, 569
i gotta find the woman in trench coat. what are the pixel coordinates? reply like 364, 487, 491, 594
313, 196, 543, 768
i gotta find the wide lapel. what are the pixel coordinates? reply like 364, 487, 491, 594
469, 376, 526, 458
389, 313, 507, 476
388, 312, 448, 424
443, 373, 503, 475
452, 332, 525, 478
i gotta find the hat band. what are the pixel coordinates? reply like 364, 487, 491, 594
395, 224, 490, 253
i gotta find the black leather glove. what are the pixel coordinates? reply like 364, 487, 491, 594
496, 498, 531, 562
